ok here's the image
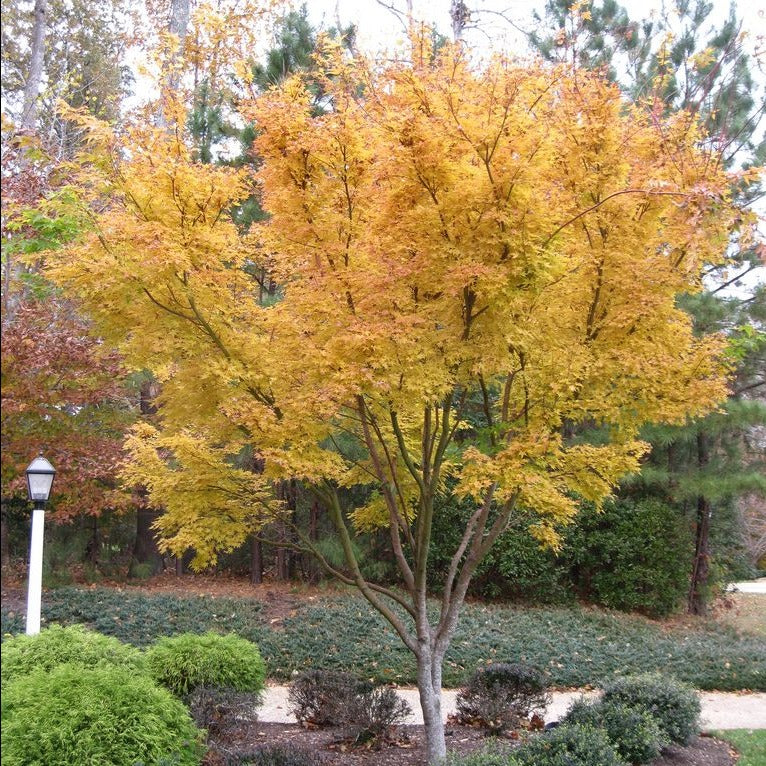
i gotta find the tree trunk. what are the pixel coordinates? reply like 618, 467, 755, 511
416, 648, 446, 765
0, 507, 9, 567
128, 507, 164, 577
250, 535, 263, 585
450, 0, 470, 41
158, 0, 192, 126
21, 0, 47, 131
84, 515, 99, 564
689, 432, 712, 615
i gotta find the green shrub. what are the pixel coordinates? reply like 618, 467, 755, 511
445, 742, 516, 765
226, 745, 323, 765
563, 697, 665, 764
146, 631, 266, 698
510, 724, 627, 766
429, 495, 569, 604
455, 662, 550, 733
566, 498, 693, 618
1, 663, 203, 766
601, 674, 700, 745
1, 624, 144, 687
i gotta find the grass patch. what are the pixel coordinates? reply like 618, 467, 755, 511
2, 587, 764, 691
709, 729, 766, 766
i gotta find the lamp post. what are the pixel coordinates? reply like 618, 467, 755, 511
25, 453, 55, 635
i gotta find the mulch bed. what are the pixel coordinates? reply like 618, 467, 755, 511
203, 721, 736, 765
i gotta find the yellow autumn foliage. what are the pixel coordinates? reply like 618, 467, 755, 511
48, 34, 744, 566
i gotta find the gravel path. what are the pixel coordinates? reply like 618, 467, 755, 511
259, 685, 766, 729
727, 578, 766, 594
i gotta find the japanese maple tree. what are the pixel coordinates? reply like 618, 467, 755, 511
49, 36, 749, 762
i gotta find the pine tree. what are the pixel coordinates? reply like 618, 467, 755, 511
530, 0, 765, 614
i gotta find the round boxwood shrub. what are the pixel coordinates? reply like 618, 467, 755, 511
1, 663, 203, 766
0, 624, 145, 687
601, 674, 700, 745
510, 724, 628, 766
564, 697, 665, 764
456, 662, 550, 733
146, 631, 266, 698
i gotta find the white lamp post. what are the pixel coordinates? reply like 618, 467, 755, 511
25, 454, 55, 635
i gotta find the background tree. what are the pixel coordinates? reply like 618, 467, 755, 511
1, 0, 133, 155
530, 0, 765, 613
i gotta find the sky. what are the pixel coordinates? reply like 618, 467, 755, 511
304, 0, 766, 58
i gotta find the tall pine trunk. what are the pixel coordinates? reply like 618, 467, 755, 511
689, 432, 712, 615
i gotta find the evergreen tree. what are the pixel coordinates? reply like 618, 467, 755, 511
530, 0, 765, 614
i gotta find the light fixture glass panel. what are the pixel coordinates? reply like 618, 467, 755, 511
26, 456, 56, 502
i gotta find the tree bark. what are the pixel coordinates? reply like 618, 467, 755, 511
129, 378, 164, 578
158, 0, 191, 127
450, 0, 470, 41
416, 648, 446, 764
169, 0, 191, 38
128, 506, 164, 577
0, 506, 10, 566
688, 431, 712, 615
20, 0, 47, 131
250, 535, 263, 585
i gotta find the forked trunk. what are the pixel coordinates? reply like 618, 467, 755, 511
416, 648, 446, 765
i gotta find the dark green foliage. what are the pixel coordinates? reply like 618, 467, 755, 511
566, 498, 693, 617
3, 588, 764, 691
601, 674, 701, 745
511, 724, 627, 766
0, 663, 203, 766
430, 495, 699, 617
0, 624, 144, 687
563, 698, 665, 764
226, 745, 323, 766
146, 632, 266, 698
35, 586, 267, 645
188, 686, 260, 736
288, 669, 366, 726
251, 6, 316, 91
455, 663, 550, 733
446, 742, 517, 766
428, 495, 569, 604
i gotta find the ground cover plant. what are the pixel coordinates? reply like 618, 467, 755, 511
0, 663, 204, 766
2, 587, 764, 691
